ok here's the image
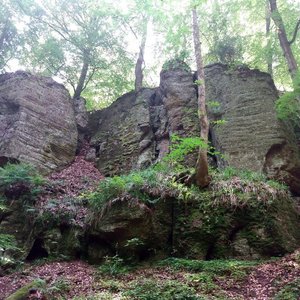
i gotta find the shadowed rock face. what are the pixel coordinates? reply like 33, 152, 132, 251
88, 67, 200, 176
88, 89, 159, 175
87, 63, 300, 194
0, 71, 78, 173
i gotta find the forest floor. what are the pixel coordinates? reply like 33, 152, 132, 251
1, 249, 299, 300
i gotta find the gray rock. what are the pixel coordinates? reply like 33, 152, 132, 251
88, 89, 157, 175
0, 71, 77, 173
205, 64, 300, 194
87, 63, 300, 193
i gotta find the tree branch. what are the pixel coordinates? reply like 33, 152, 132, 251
289, 19, 300, 45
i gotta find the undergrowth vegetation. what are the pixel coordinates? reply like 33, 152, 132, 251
0, 163, 45, 189
85, 135, 289, 212
0, 163, 45, 204
160, 257, 259, 277
86, 163, 289, 211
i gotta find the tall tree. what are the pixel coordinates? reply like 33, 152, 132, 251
192, 4, 210, 188
134, 18, 148, 92
269, 0, 298, 81
265, 0, 273, 76
17, 0, 134, 103
0, 1, 20, 71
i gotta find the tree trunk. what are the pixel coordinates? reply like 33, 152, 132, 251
134, 19, 148, 92
0, 20, 10, 53
73, 51, 90, 99
192, 8, 210, 188
265, 0, 273, 77
269, 0, 298, 80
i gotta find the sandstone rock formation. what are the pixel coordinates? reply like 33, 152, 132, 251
87, 197, 172, 263
206, 64, 300, 194
87, 66, 199, 176
0, 71, 77, 173
87, 63, 300, 194
88, 89, 158, 175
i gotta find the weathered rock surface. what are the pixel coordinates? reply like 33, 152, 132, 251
88, 66, 199, 176
205, 64, 300, 194
88, 89, 158, 175
87, 197, 172, 263
0, 71, 78, 173
173, 194, 300, 260
87, 63, 300, 194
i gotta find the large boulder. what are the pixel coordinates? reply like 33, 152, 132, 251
0, 71, 78, 173
87, 197, 173, 263
173, 188, 300, 259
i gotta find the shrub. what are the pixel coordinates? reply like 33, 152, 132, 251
0, 234, 19, 252
44, 277, 71, 298
86, 168, 163, 210
164, 135, 206, 166
98, 255, 130, 276
36, 197, 80, 227
276, 72, 300, 126
162, 58, 191, 72
210, 167, 289, 208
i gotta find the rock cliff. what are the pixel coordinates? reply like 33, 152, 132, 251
206, 64, 300, 195
1, 65, 300, 269
87, 63, 300, 194
0, 71, 78, 173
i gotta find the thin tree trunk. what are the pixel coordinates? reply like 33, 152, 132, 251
134, 19, 148, 92
73, 51, 89, 99
265, 0, 273, 77
269, 0, 298, 80
0, 20, 9, 53
192, 8, 210, 188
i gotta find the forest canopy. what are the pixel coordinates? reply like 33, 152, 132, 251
1, 0, 299, 110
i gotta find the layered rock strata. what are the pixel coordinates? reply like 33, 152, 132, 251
0, 71, 78, 172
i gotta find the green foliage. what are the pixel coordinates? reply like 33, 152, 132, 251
125, 238, 145, 248
211, 167, 289, 207
211, 119, 227, 126
194, 79, 204, 86
162, 59, 191, 72
215, 167, 266, 182
164, 135, 206, 165
274, 278, 300, 300
0, 234, 18, 252
73, 293, 114, 300
276, 91, 300, 126
0, 163, 45, 204
87, 168, 160, 209
0, 234, 20, 267
43, 277, 71, 298
124, 279, 200, 300
36, 197, 80, 227
161, 257, 257, 275
0, 163, 45, 188
98, 255, 130, 276
213, 36, 243, 65
185, 273, 218, 293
